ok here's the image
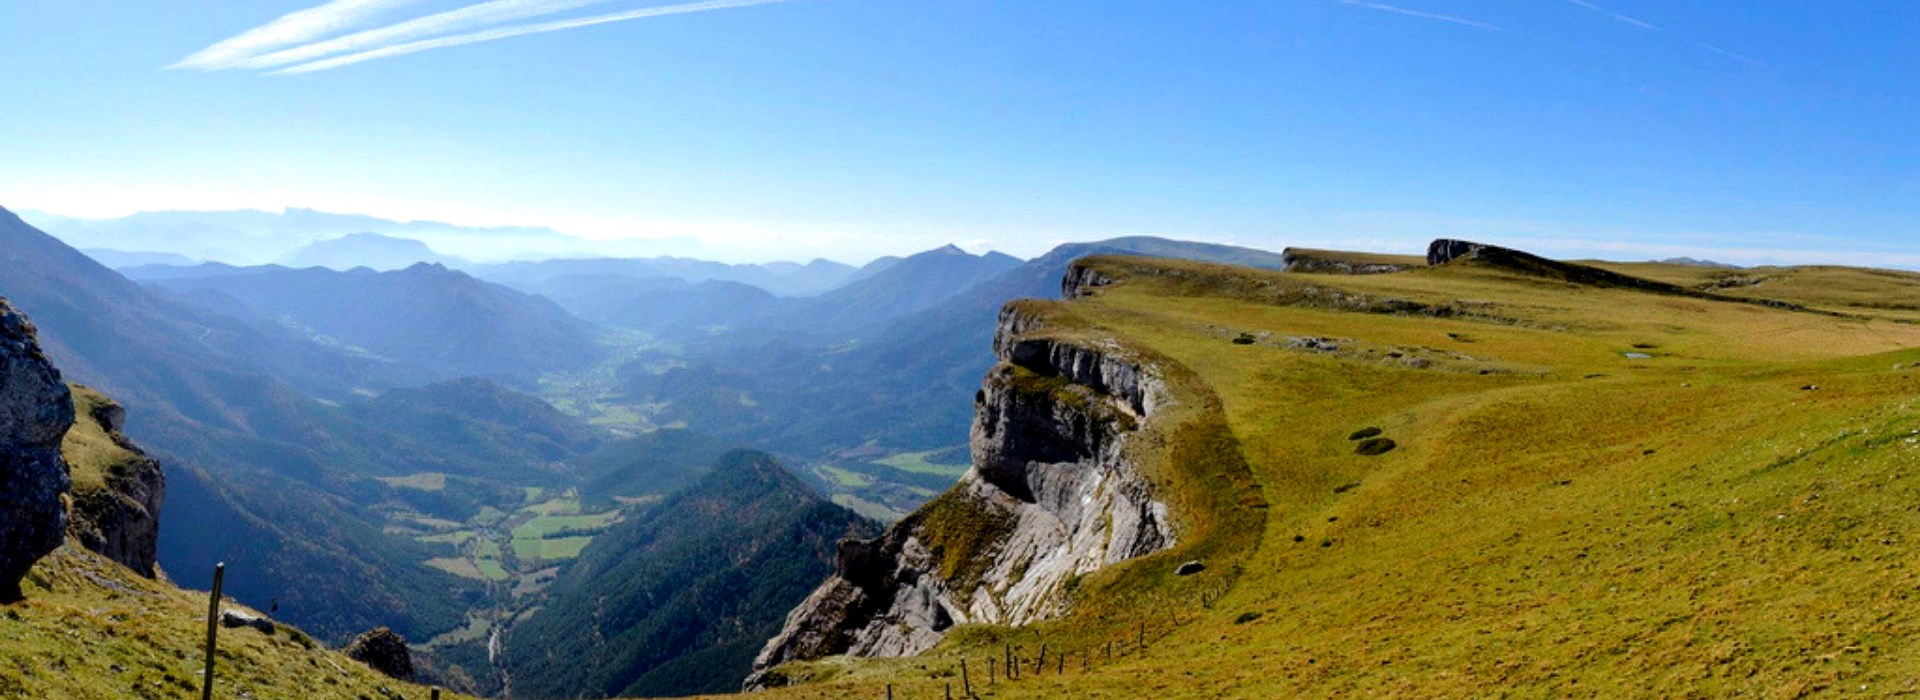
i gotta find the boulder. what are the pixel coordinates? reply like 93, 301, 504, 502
220, 609, 276, 634
345, 627, 415, 682
0, 299, 74, 601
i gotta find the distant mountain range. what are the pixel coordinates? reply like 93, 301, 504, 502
25, 207, 581, 266
0, 205, 615, 644
280, 232, 467, 270
468, 255, 860, 298
130, 261, 605, 384
614, 236, 1293, 515
506, 244, 1023, 340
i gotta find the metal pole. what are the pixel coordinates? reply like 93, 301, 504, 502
201, 562, 226, 700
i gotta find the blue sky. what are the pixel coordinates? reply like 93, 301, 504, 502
1, 0, 1916, 264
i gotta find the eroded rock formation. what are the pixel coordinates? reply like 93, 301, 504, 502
746, 300, 1176, 689
63, 386, 165, 578
0, 298, 74, 601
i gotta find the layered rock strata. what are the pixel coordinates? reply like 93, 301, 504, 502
747, 301, 1176, 688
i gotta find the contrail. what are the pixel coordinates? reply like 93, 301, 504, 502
1325, 0, 1502, 32
1562, 0, 1659, 31
169, 0, 422, 70
277, 0, 801, 74
1561, 0, 1763, 67
228, 0, 625, 71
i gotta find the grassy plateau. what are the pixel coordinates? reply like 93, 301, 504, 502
737, 248, 1920, 698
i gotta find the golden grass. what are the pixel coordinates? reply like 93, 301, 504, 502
4, 544, 480, 700
735, 251, 1920, 699
59, 385, 137, 494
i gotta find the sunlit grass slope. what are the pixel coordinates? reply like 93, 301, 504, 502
738, 250, 1920, 698
2, 544, 481, 700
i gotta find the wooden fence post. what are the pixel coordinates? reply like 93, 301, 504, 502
1037, 643, 1046, 675
201, 562, 225, 700
961, 658, 971, 696
431, 688, 441, 700
886, 683, 893, 700
988, 657, 996, 684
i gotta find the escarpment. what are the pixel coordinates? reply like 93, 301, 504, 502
747, 299, 1178, 688
0, 297, 74, 601
61, 385, 165, 578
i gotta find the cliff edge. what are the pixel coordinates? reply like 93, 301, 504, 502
61, 385, 165, 577
0, 297, 74, 601
746, 279, 1191, 688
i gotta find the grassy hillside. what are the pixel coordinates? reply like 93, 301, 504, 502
61, 385, 140, 494
507, 451, 877, 698
5, 545, 481, 700
741, 249, 1920, 697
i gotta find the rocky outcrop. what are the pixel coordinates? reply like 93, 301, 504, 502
747, 302, 1176, 689
1427, 239, 1495, 266
221, 609, 277, 634
1282, 248, 1415, 275
62, 386, 164, 578
1060, 264, 1113, 299
0, 298, 74, 601
345, 627, 415, 682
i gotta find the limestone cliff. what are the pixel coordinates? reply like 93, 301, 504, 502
61, 385, 165, 578
747, 296, 1177, 688
0, 297, 74, 601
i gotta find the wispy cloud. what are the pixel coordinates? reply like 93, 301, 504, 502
1561, 0, 1658, 31
278, 0, 796, 74
1325, 0, 1502, 32
172, 0, 796, 74
228, 0, 618, 71
1561, 0, 1763, 67
169, 0, 422, 70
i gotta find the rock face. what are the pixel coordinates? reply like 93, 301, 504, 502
747, 300, 1176, 688
0, 298, 74, 601
1427, 239, 1495, 266
62, 386, 164, 578
345, 627, 415, 682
